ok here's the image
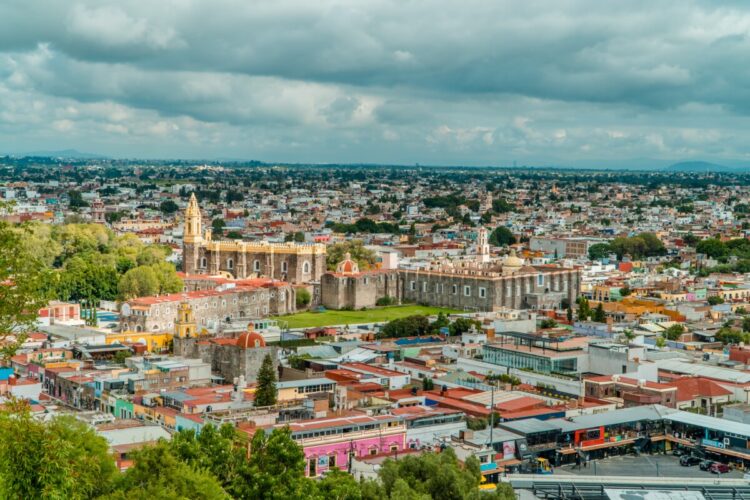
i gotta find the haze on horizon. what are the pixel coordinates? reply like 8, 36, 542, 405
1, 1, 750, 167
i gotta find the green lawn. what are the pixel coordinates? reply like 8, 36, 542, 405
272, 305, 462, 329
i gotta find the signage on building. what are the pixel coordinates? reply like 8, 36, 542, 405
701, 438, 725, 449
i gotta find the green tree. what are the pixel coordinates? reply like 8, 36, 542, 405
0, 401, 117, 499
285, 231, 306, 243
118, 265, 160, 299
708, 295, 725, 305
742, 316, 750, 333
430, 312, 450, 333
448, 317, 481, 336
422, 377, 435, 391
696, 238, 727, 258
379, 315, 431, 339
489, 226, 515, 246
655, 336, 667, 348
540, 318, 558, 329
159, 200, 179, 214
296, 288, 312, 308
577, 297, 591, 321
110, 441, 229, 500
212, 218, 226, 236
716, 327, 744, 345
588, 243, 611, 260
316, 468, 363, 500
326, 241, 377, 271
566, 306, 573, 323
619, 285, 632, 297
245, 427, 313, 499
592, 303, 606, 323
0, 221, 51, 357
663, 324, 685, 341
255, 354, 278, 407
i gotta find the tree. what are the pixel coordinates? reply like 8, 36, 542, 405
111, 441, 229, 499
285, 231, 305, 243
448, 317, 481, 336
663, 324, 685, 341
422, 377, 435, 391
683, 233, 699, 246
577, 297, 591, 321
316, 468, 363, 500
159, 200, 179, 214
0, 221, 51, 358
296, 288, 312, 308
377, 447, 514, 500
326, 241, 377, 271
716, 327, 744, 345
245, 427, 313, 499
619, 285, 632, 297
489, 226, 515, 247
588, 243, 611, 261
592, 303, 606, 323
430, 312, 450, 333
540, 318, 558, 329
742, 316, 750, 333
566, 306, 573, 323
68, 190, 89, 209
0, 401, 117, 499
696, 238, 727, 258
212, 218, 226, 236
379, 315, 431, 339
255, 354, 278, 407
655, 336, 666, 348
118, 265, 160, 299
492, 198, 513, 213
708, 296, 725, 305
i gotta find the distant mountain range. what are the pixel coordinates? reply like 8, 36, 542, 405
20, 149, 109, 160
663, 161, 738, 173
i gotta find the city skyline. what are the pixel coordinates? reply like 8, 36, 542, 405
3, 1, 750, 167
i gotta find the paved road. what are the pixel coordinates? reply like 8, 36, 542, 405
555, 454, 744, 479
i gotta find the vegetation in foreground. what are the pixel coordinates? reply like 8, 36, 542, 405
0, 401, 513, 500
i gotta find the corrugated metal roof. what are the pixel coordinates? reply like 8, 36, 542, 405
666, 410, 750, 438
656, 359, 750, 384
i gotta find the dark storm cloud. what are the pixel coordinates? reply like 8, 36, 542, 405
2, 0, 750, 164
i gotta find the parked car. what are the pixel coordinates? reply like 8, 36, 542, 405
672, 448, 686, 457
680, 455, 702, 466
710, 463, 730, 474
699, 460, 714, 471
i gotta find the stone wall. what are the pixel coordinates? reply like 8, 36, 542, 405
320, 271, 400, 310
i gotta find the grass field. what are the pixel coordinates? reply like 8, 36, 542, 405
273, 305, 463, 329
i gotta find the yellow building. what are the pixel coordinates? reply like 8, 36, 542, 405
105, 331, 173, 352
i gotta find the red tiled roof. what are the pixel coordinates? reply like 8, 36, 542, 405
671, 377, 732, 402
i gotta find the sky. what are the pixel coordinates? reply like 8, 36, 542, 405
2, 1, 750, 166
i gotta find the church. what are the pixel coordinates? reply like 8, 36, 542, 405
321, 228, 580, 312
182, 193, 327, 284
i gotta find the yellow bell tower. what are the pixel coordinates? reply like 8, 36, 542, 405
175, 302, 197, 338
183, 193, 203, 274
184, 193, 202, 244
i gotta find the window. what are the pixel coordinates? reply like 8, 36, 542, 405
227, 258, 234, 270
464, 286, 471, 296
452, 285, 458, 295
410, 281, 416, 291
282, 261, 288, 273
303, 261, 310, 274
479, 287, 486, 298
537, 274, 544, 286
200, 257, 207, 268
254, 260, 260, 272
422, 282, 427, 292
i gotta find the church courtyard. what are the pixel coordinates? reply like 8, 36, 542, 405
273, 305, 463, 329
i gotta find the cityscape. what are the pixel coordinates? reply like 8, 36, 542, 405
5, 2, 750, 500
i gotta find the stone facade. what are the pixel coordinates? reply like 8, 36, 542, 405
320, 252, 580, 312
172, 304, 279, 383
182, 194, 326, 283
399, 266, 579, 311
321, 270, 400, 310
119, 284, 295, 333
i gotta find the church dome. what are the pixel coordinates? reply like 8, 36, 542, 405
502, 249, 524, 276
236, 326, 266, 349
335, 252, 360, 274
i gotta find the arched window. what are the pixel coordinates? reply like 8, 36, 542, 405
227, 258, 234, 270
254, 260, 261, 272
282, 261, 288, 273
200, 257, 207, 268
303, 261, 310, 274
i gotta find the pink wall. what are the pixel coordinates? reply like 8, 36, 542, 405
302, 432, 406, 476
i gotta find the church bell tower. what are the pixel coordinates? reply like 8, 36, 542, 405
175, 301, 197, 339
183, 193, 202, 274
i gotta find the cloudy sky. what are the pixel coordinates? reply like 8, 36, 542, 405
2, 1, 750, 166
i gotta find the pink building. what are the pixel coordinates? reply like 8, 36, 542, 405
282, 414, 406, 476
